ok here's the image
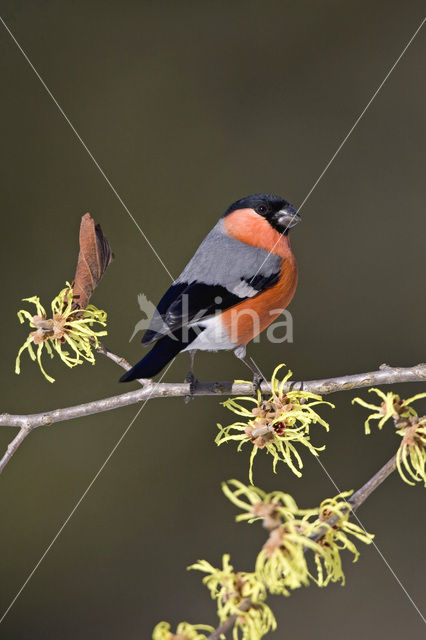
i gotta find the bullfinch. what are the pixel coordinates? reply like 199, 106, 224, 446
120, 194, 301, 387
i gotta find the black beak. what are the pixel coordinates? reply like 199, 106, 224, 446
276, 205, 301, 230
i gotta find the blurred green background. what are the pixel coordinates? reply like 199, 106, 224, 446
0, 1, 425, 638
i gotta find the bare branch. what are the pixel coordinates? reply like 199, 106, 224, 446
0, 425, 32, 474
97, 342, 133, 372
2, 363, 424, 431
350, 453, 397, 510
0, 360, 424, 474
310, 454, 397, 540
207, 599, 251, 640
291, 362, 426, 394
97, 343, 149, 388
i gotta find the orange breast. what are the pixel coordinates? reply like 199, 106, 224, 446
222, 208, 298, 345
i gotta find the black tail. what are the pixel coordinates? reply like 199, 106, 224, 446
119, 335, 185, 382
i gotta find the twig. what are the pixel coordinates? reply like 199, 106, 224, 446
97, 342, 133, 372
350, 453, 397, 510
0, 359, 424, 474
207, 599, 251, 640
206, 453, 398, 639
97, 342, 149, 387
0, 424, 32, 474
310, 454, 397, 540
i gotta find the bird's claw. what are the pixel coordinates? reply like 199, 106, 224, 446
184, 371, 199, 403
252, 372, 264, 395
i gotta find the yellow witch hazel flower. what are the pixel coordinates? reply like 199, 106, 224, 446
222, 478, 317, 528
189, 554, 276, 640
222, 480, 322, 595
223, 481, 374, 595
152, 621, 214, 640
216, 365, 334, 483
15, 283, 107, 383
353, 389, 426, 486
310, 491, 374, 587
352, 388, 425, 434
395, 416, 426, 487
255, 519, 322, 595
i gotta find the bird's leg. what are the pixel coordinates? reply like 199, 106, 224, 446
233, 345, 264, 394
184, 350, 198, 402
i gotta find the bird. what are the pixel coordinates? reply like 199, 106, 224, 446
119, 193, 301, 389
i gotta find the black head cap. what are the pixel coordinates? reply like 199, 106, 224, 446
223, 193, 301, 234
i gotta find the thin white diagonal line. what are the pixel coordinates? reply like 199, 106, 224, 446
250, 15, 425, 284
249, 356, 425, 623
298, 15, 425, 211
0, 16, 174, 283
314, 456, 426, 624
0, 360, 175, 626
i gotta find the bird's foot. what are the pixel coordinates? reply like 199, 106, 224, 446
252, 372, 264, 395
184, 371, 199, 403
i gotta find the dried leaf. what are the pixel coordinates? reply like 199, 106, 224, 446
71, 213, 114, 309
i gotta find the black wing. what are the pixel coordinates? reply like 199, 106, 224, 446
142, 271, 280, 346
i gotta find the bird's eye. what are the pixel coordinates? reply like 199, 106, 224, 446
256, 205, 267, 215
